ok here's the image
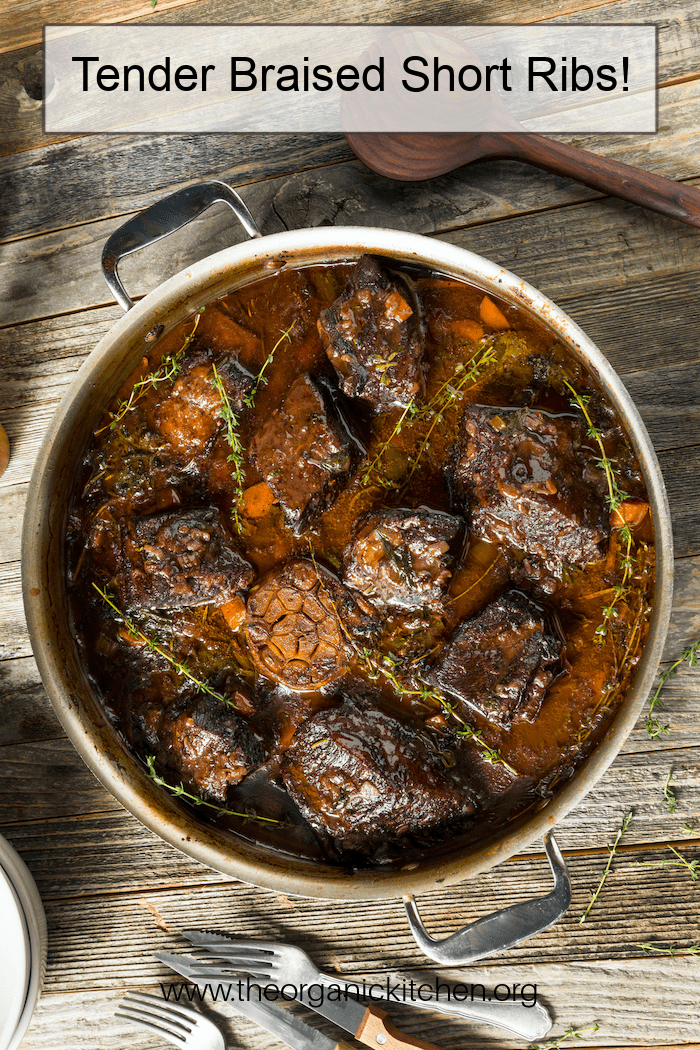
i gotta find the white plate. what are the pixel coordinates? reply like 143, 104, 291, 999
0, 865, 30, 1050
0, 836, 47, 1050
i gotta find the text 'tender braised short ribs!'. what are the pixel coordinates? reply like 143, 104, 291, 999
118, 506, 254, 613
317, 255, 425, 411
282, 697, 477, 855
449, 406, 610, 594
426, 590, 562, 728
249, 373, 358, 534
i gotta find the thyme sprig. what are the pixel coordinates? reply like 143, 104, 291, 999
530, 1023, 601, 1050
405, 345, 497, 483
580, 811, 632, 923
243, 322, 295, 408
211, 362, 246, 532
92, 583, 232, 707
645, 636, 700, 740
305, 546, 514, 774
637, 845, 700, 882
662, 768, 677, 813
145, 756, 282, 825
563, 379, 634, 645
637, 941, 700, 956
96, 308, 204, 435
360, 398, 417, 487
357, 647, 516, 774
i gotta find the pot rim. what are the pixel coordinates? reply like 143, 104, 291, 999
22, 225, 674, 900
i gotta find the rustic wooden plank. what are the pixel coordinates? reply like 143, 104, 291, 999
0, 737, 123, 823
4, 157, 700, 331
0, 655, 63, 745
3, 842, 696, 992
2, 74, 700, 242
18, 958, 700, 1050
0, 0, 664, 59
1, 741, 699, 895
2, 0, 697, 155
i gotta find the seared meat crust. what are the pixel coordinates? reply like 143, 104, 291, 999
426, 590, 562, 727
249, 374, 357, 534
450, 406, 609, 594
146, 347, 254, 460
118, 506, 254, 612
318, 256, 425, 411
343, 506, 463, 612
282, 697, 477, 854
145, 695, 263, 802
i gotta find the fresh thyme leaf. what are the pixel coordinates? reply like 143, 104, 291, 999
211, 362, 246, 532
530, 1023, 601, 1050
662, 768, 677, 813
376, 530, 416, 586
95, 308, 203, 435
243, 322, 295, 408
405, 345, 497, 484
145, 756, 282, 825
92, 583, 233, 707
306, 544, 514, 775
580, 811, 632, 923
682, 821, 698, 835
645, 635, 700, 740
637, 845, 700, 882
564, 379, 636, 646
360, 399, 417, 487
636, 941, 700, 956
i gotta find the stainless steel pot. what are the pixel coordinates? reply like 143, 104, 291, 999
22, 182, 673, 960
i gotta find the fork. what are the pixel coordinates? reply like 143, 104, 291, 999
182, 932, 552, 1041
116, 991, 224, 1050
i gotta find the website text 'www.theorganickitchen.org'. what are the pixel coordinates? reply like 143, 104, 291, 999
160, 977, 539, 1006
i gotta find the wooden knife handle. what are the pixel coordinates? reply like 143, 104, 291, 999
350, 1003, 444, 1050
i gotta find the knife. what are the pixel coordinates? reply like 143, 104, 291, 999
155, 950, 444, 1050
182, 929, 552, 1041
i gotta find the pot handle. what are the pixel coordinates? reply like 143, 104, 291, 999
101, 180, 261, 312
403, 832, 571, 965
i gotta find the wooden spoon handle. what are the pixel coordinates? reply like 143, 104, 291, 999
498, 132, 700, 228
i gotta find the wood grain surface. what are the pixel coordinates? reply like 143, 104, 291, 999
1, 0, 699, 1048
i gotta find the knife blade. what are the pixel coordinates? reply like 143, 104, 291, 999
155, 950, 444, 1050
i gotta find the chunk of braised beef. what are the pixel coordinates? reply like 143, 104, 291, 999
449, 406, 609, 594
426, 590, 562, 728
343, 506, 463, 612
146, 347, 253, 460
244, 558, 376, 691
281, 697, 477, 855
145, 694, 264, 803
249, 374, 358, 533
317, 255, 425, 411
118, 506, 254, 613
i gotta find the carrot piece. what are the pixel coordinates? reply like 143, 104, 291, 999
479, 296, 510, 329
221, 596, 246, 632
611, 501, 649, 529
448, 319, 484, 341
243, 481, 276, 519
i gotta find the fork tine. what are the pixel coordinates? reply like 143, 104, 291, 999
120, 991, 199, 1026
192, 952, 276, 972
186, 964, 273, 981
183, 934, 276, 953
117, 1006, 189, 1042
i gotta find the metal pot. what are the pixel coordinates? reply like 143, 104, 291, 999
22, 182, 673, 961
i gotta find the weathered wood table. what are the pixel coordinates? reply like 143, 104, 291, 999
1, 0, 700, 1047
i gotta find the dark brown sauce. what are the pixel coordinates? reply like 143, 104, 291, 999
67, 259, 655, 870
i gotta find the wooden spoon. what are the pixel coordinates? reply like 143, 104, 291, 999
345, 131, 700, 228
